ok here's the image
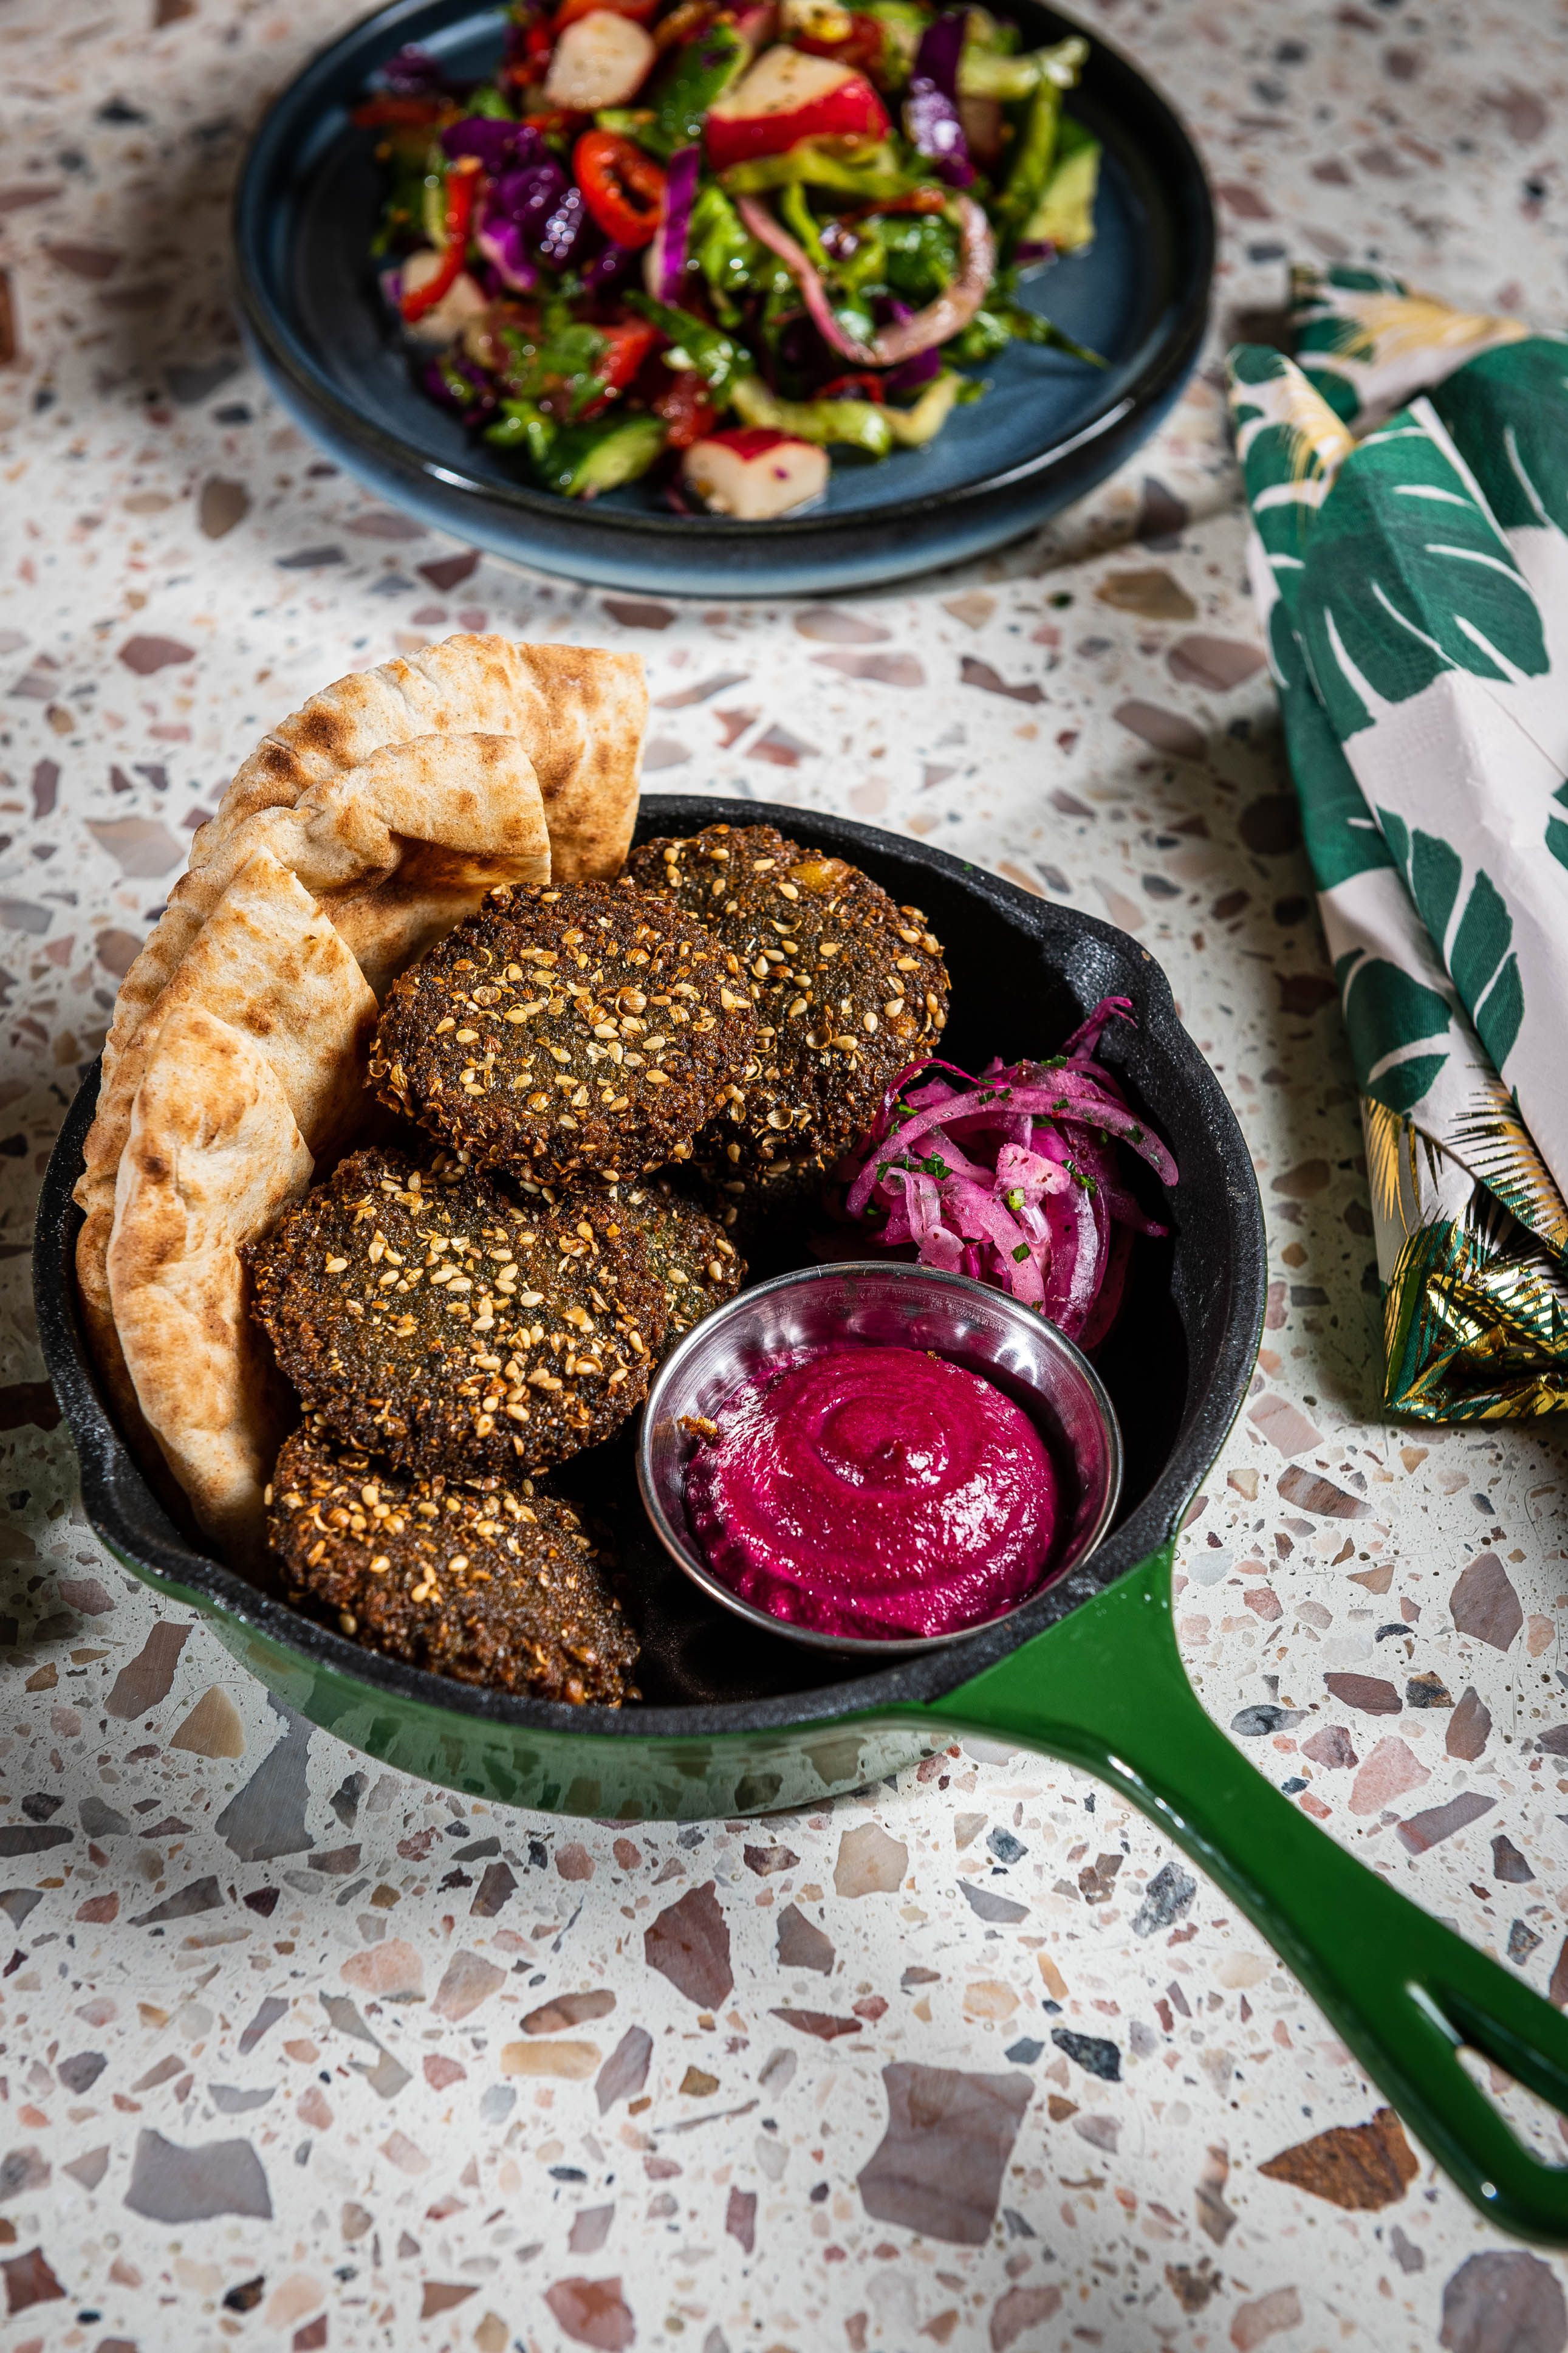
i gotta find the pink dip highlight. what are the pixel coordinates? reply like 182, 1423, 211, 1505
685, 1344, 1057, 1640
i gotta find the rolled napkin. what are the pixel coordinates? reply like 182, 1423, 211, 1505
1228, 264, 1568, 1420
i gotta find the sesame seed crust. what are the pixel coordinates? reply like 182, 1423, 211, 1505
623, 823, 951, 1214
269, 1418, 638, 1705
617, 1178, 746, 1350
369, 879, 758, 1184
245, 1147, 668, 1480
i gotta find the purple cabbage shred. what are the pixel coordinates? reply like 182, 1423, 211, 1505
884, 345, 943, 393
421, 354, 497, 426
904, 11, 974, 188
582, 239, 639, 294
442, 115, 548, 172
380, 43, 449, 97
537, 185, 601, 268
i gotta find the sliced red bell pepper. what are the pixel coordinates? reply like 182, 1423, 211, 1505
652, 367, 718, 448
820, 371, 886, 402
400, 157, 482, 324
594, 318, 660, 394
573, 129, 666, 249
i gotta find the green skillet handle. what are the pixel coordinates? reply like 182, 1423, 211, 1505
923, 1543, 1568, 2248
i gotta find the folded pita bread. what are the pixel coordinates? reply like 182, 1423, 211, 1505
97, 729, 550, 1094
107, 1003, 312, 1560
203, 634, 644, 885
78, 633, 646, 1556
76, 850, 380, 1427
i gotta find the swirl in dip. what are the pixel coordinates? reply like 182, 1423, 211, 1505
685, 1344, 1058, 1640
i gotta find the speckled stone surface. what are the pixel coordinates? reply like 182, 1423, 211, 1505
4, 2, 1568, 2348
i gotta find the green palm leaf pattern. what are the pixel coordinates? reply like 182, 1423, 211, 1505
1297, 406, 1549, 738
1228, 346, 1354, 625
1334, 948, 1453, 1116
1284, 671, 1395, 891
1375, 809, 1525, 1075
1549, 781, 1568, 876
1230, 295, 1568, 1415
1428, 338, 1568, 538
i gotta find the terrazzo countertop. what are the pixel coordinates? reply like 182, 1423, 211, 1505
4, 2, 1568, 2348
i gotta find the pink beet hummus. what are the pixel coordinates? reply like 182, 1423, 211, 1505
685, 1344, 1058, 1640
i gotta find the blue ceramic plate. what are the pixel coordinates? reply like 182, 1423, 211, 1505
233, 0, 1213, 595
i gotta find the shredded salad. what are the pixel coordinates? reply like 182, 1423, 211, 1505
834, 996, 1177, 1349
360, 0, 1104, 514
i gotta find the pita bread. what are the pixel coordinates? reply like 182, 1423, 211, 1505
108, 1004, 313, 1560
79, 633, 645, 1554
76, 849, 380, 1411
99, 725, 554, 1102
97, 731, 550, 1092
200, 635, 645, 885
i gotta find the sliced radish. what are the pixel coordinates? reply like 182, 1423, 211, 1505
682, 428, 829, 519
705, 46, 889, 169
544, 11, 657, 111
398, 250, 489, 345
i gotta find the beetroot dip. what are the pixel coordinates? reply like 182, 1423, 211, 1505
683, 1344, 1058, 1640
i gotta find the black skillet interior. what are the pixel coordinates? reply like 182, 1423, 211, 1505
36, 797, 1265, 1734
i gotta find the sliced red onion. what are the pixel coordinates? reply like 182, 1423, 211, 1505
1061, 994, 1135, 1060
1013, 238, 1056, 266
1038, 1178, 1100, 1336
834, 998, 1176, 1344
870, 193, 995, 363
993, 1141, 1070, 1200
736, 195, 876, 363
905, 12, 974, 189
653, 144, 702, 302
739, 192, 995, 369
1078, 1223, 1133, 1352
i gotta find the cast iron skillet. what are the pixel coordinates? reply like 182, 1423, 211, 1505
35, 798, 1568, 2244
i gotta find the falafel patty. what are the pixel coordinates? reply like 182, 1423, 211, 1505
624, 823, 951, 1212
370, 879, 757, 1184
269, 1418, 638, 1705
246, 1147, 667, 1480
617, 1178, 745, 1350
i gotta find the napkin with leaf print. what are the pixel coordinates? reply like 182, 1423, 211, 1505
1228, 264, 1568, 1421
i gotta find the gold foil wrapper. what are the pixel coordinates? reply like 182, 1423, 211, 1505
1364, 1099, 1568, 1421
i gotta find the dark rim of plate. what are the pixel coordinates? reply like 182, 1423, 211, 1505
35, 799, 1266, 1739
231, 0, 1216, 544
